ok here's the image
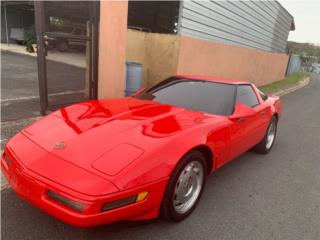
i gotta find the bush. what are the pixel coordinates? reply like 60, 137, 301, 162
25, 32, 36, 53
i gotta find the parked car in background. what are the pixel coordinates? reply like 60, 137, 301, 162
44, 25, 87, 52
1, 76, 282, 227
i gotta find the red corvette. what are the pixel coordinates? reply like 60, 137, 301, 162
2, 76, 281, 227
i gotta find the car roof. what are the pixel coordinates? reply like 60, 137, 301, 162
175, 75, 250, 85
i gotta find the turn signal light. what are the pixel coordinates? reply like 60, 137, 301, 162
136, 191, 148, 202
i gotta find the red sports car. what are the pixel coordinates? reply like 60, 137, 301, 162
1, 76, 282, 227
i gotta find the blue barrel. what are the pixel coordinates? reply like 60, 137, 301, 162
125, 62, 143, 96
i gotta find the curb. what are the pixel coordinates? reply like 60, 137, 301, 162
272, 76, 311, 97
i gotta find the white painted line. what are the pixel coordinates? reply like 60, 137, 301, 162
0, 90, 85, 103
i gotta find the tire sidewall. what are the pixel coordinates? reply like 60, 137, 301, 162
161, 150, 207, 221
265, 116, 278, 153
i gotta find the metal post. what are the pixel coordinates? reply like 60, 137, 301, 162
285, 53, 292, 76
90, 1, 100, 99
85, 20, 91, 99
34, 1, 48, 115
4, 4, 9, 46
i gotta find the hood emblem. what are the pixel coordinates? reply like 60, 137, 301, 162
54, 141, 66, 149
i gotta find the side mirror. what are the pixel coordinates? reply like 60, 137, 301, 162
229, 102, 256, 120
131, 87, 146, 97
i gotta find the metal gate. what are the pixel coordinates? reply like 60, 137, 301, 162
34, 1, 99, 115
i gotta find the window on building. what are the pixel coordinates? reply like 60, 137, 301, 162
127, 1, 180, 34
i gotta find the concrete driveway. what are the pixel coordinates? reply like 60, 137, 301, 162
1, 50, 86, 121
1, 74, 319, 240
1, 43, 86, 68
1, 50, 88, 187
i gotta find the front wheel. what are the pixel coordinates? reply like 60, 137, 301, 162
253, 116, 278, 154
160, 150, 207, 222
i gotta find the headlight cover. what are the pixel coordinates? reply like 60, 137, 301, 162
47, 190, 85, 212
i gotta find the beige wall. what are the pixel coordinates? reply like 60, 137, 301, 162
177, 36, 289, 86
126, 29, 180, 88
98, 1, 128, 98
126, 33, 289, 88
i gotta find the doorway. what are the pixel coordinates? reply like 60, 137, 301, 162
34, 1, 99, 115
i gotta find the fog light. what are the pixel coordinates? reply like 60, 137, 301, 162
47, 191, 84, 212
101, 191, 149, 212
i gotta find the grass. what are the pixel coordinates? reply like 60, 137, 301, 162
260, 72, 310, 93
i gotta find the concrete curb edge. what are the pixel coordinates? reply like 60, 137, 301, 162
273, 76, 311, 97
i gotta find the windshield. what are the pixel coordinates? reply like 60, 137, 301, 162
136, 78, 236, 116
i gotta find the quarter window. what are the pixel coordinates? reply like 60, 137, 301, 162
236, 85, 259, 107
259, 89, 268, 101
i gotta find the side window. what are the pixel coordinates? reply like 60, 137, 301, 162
236, 85, 259, 108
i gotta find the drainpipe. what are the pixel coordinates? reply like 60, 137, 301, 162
4, 4, 9, 46
285, 53, 292, 76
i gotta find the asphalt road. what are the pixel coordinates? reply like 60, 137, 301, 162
1, 51, 86, 121
1, 74, 320, 240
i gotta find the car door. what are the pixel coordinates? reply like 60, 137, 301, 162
252, 89, 272, 141
228, 84, 265, 159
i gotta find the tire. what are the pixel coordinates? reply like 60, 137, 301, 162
57, 40, 69, 52
160, 150, 207, 222
253, 116, 278, 154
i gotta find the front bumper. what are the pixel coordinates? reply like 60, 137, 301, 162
1, 151, 168, 227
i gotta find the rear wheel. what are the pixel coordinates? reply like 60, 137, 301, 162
160, 150, 207, 221
253, 116, 278, 154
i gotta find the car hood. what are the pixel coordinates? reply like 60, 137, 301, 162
22, 98, 219, 178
